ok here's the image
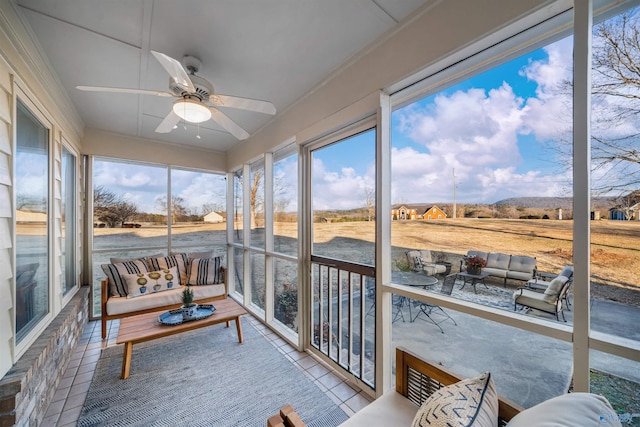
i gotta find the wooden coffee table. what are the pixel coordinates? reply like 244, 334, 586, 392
116, 298, 247, 379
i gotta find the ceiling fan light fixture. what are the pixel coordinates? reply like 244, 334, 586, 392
172, 98, 211, 123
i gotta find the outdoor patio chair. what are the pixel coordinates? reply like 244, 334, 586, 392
514, 275, 572, 321
411, 274, 457, 333
406, 250, 447, 276
527, 266, 573, 309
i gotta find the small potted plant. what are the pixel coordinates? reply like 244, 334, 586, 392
465, 255, 486, 275
181, 286, 198, 320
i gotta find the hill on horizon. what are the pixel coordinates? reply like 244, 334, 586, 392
494, 196, 617, 209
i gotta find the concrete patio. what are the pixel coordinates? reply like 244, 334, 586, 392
389, 271, 640, 408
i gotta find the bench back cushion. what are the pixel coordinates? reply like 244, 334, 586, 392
508, 256, 536, 274
486, 253, 510, 270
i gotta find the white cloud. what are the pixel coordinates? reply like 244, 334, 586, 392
312, 157, 374, 210
389, 38, 580, 204
520, 38, 573, 141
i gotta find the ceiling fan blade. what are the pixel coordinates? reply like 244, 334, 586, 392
150, 50, 196, 92
210, 94, 277, 115
209, 107, 250, 140
76, 86, 173, 97
155, 111, 181, 133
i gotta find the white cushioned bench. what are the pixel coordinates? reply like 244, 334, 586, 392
100, 267, 226, 338
339, 347, 621, 427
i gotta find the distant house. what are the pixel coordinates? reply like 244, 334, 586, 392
391, 205, 419, 220
391, 204, 447, 220
609, 204, 640, 221
204, 211, 224, 223
422, 205, 447, 220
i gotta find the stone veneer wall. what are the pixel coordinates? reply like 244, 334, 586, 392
0, 287, 89, 427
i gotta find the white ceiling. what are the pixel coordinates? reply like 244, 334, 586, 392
16, 0, 428, 152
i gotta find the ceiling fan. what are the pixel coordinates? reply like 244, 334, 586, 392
76, 51, 276, 140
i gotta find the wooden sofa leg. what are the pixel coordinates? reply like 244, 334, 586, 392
102, 317, 107, 339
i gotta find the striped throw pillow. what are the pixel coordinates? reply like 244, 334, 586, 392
186, 257, 223, 286
101, 259, 149, 297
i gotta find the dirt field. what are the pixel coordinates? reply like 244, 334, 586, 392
329, 218, 640, 305
93, 218, 640, 305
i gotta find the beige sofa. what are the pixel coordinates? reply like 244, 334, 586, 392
100, 266, 227, 339
340, 347, 621, 427
463, 250, 536, 287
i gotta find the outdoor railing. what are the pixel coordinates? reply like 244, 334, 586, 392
310, 255, 376, 390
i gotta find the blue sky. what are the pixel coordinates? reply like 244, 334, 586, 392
311, 35, 576, 209
93, 160, 226, 214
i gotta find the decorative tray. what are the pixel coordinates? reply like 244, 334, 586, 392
158, 304, 216, 326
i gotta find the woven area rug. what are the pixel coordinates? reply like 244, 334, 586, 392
78, 321, 348, 427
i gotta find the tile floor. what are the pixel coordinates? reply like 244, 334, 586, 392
42, 315, 372, 426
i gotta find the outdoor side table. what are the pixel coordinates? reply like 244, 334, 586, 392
457, 271, 490, 294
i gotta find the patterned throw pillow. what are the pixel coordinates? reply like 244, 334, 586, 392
122, 266, 179, 298
414, 256, 424, 271
186, 257, 223, 286
148, 255, 188, 286
411, 372, 498, 427
101, 259, 149, 297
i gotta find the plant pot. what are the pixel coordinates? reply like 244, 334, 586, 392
181, 303, 198, 320
467, 266, 482, 275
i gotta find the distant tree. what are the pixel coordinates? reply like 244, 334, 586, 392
615, 190, 640, 220
590, 10, 640, 193
94, 186, 138, 227
557, 9, 640, 194
157, 195, 188, 223
363, 186, 375, 221
249, 170, 264, 228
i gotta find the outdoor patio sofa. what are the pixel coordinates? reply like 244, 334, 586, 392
405, 250, 448, 276
338, 347, 621, 427
462, 250, 536, 287
100, 252, 227, 339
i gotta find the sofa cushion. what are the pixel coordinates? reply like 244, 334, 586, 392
105, 283, 225, 316
506, 393, 621, 427
543, 276, 569, 303
515, 289, 556, 312
412, 371, 498, 427
101, 260, 149, 297
187, 257, 223, 285
122, 266, 180, 298
508, 256, 536, 274
338, 391, 418, 427
148, 255, 188, 285
483, 267, 508, 278
486, 253, 510, 270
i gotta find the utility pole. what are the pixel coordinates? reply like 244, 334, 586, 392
452, 168, 457, 219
